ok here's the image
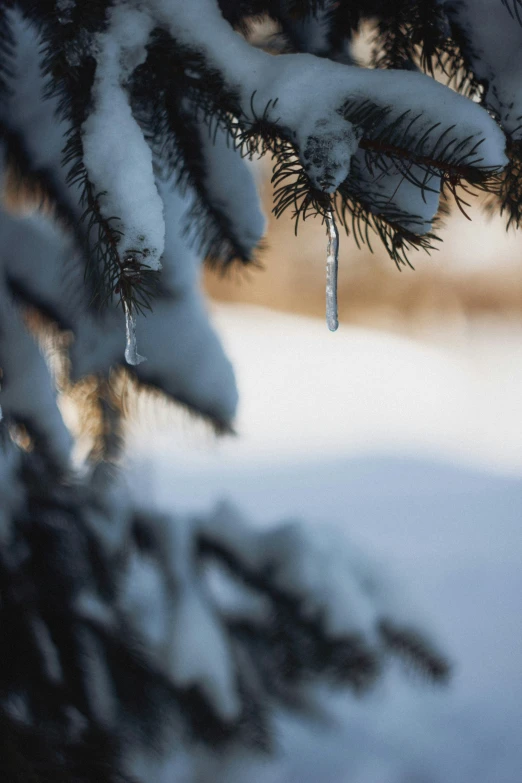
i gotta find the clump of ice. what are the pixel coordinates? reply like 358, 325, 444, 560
325, 208, 339, 332
123, 300, 146, 366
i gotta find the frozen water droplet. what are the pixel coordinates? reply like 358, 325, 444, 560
123, 301, 146, 366
325, 208, 339, 332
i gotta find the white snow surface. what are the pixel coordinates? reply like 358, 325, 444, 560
0, 282, 73, 466
130, 305, 522, 476
446, 0, 522, 139
83, 4, 164, 270
349, 149, 442, 234
120, 511, 241, 721
0, 209, 74, 469
197, 120, 267, 258
0, 205, 86, 329
1, 10, 81, 215
127, 305, 522, 783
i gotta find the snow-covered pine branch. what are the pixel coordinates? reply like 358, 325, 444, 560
1, 2, 522, 780
444, 0, 522, 227
2, 0, 513, 326
0, 444, 450, 776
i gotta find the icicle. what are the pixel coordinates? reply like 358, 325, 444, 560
123, 300, 146, 366
325, 208, 339, 332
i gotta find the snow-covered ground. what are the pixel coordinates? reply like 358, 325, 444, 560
129, 305, 522, 783
131, 305, 522, 476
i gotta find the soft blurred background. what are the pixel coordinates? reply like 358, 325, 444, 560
121, 163, 522, 782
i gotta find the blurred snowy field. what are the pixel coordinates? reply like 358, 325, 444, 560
128, 305, 522, 783
131, 305, 522, 475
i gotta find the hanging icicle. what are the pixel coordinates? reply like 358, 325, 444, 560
123, 300, 146, 366
325, 208, 339, 332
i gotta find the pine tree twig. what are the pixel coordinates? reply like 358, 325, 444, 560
501, 0, 522, 25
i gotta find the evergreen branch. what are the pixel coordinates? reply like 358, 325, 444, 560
371, 0, 450, 74
341, 99, 499, 181
197, 536, 381, 694
136, 30, 241, 136
65, 130, 159, 314
484, 138, 522, 230
501, 0, 522, 25
379, 620, 451, 682
437, 39, 482, 99
0, 3, 13, 98
266, 95, 501, 267
16, 1, 159, 314
235, 92, 286, 158
370, 0, 481, 98
358, 138, 501, 210
324, 1, 362, 55
228, 612, 380, 700
336, 183, 441, 270
131, 31, 258, 269
16, 0, 503, 294
269, 138, 435, 271
284, 0, 326, 16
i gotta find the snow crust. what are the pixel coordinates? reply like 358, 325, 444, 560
0, 207, 74, 466
0, 319, 71, 466
83, 4, 164, 270
163, 515, 241, 721
0, 10, 78, 210
197, 120, 266, 257
349, 149, 442, 234
120, 510, 241, 721
0, 204, 86, 329
447, 0, 522, 140
0, 283, 73, 467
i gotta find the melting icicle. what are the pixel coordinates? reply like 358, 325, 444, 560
325, 208, 339, 332
123, 300, 146, 366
